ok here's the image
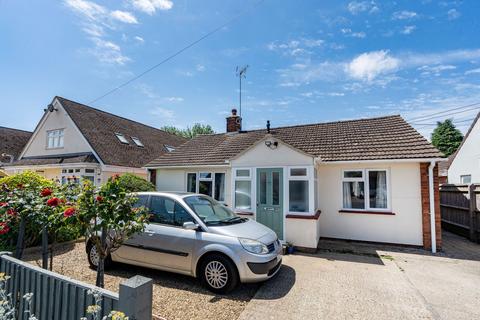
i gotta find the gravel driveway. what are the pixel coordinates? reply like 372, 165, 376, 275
23, 241, 260, 320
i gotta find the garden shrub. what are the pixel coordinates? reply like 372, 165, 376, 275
0, 171, 53, 190
115, 173, 155, 192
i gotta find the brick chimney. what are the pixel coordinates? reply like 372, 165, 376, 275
226, 108, 242, 132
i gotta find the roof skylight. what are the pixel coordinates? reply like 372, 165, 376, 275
115, 133, 129, 144
131, 137, 144, 147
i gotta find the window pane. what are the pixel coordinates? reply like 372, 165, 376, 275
235, 180, 251, 210
174, 202, 194, 226
460, 175, 471, 184
259, 172, 267, 204
369, 171, 388, 209
290, 168, 307, 176
272, 171, 280, 205
342, 181, 365, 209
236, 169, 250, 177
134, 195, 149, 208
199, 172, 212, 179
214, 173, 225, 201
289, 180, 308, 212
150, 196, 174, 225
344, 171, 363, 178
199, 180, 213, 196
187, 173, 196, 193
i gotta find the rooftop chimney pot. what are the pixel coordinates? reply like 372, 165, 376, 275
226, 107, 242, 133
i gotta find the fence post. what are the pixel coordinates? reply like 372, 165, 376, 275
118, 275, 153, 320
469, 184, 477, 242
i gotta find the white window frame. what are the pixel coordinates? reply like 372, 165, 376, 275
186, 171, 226, 202
341, 168, 391, 212
460, 175, 472, 184
287, 166, 314, 215
46, 129, 64, 149
131, 136, 144, 147
232, 168, 253, 211
115, 133, 129, 144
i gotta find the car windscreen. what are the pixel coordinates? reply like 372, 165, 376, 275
183, 195, 244, 226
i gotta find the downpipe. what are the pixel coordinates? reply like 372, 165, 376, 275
428, 161, 437, 253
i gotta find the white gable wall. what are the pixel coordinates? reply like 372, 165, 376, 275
21, 99, 92, 158
448, 118, 480, 183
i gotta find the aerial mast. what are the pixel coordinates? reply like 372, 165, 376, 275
236, 65, 249, 117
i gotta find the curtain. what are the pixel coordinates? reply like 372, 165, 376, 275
343, 182, 352, 208
375, 171, 387, 208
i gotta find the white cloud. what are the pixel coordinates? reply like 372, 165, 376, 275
401, 25, 416, 35
165, 97, 184, 102
327, 92, 345, 96
447, 8, 461, 20
418, 64, 456, 76
90, 37, 130, 65
465, 68, 480, 75
346, 50, 400, 81
196, 64, 206, 72
150, 107, 175, 119
130, 0, 173, 15
110, 10, 138, 24
267, 38, 324, 57
351, 31, 366, 38
347, 1, 378, 15
65, 0, 107, 21
403, 49, 480, 67
134, 35, 144, 43
392, 10, 418, 20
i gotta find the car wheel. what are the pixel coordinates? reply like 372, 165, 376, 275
87, 241, 112, 270
200, 254, 239, 294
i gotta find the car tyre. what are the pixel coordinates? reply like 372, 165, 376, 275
199, 254, 239, 294
87, 240, 113, 270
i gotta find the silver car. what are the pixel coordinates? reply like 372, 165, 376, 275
86, 192, 282, 293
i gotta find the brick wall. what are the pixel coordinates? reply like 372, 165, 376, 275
420, 163, 442, 250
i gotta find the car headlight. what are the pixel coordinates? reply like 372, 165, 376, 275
239, 238, 269, 254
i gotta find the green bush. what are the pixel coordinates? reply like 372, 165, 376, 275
0, 171, 54, 190
116, 173, 155, 192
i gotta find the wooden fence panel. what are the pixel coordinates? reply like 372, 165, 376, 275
440, 184, 480, 243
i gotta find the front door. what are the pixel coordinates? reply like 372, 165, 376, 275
256, 168, 284, 240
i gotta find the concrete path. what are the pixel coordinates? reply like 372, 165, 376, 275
239, 232, 480, 320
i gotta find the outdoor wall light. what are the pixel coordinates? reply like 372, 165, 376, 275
265, 140, 278, 149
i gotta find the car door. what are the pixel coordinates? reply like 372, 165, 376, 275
134, 195, 197, 272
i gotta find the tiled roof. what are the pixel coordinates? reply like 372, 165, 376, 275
56, 97, 187, 168
0, 126, 31, 164
146, 115, 444, 167
4, 153, 98, 166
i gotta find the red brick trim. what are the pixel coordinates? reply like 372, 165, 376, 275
286, 210, 321, 220
420, 163, 442, 250
339, 210, 395, 215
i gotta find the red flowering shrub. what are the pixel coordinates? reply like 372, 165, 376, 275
96, 196, 104, 202
0, 202, 8, 207
40, 188, 53, 197
6, 209, 16, 216
0, 222, 10, 235
63, 207, 76, 218
46, 197, 60, 207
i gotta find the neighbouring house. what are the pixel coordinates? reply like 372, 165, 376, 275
447, 111, 480, 184
2, 96, 187, 185
0, 126, 32, 177
145, 109, 445, 252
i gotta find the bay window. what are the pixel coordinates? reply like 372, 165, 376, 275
233, 169, 252, 210
186, 172, 225, 202
342, 169, 389, 211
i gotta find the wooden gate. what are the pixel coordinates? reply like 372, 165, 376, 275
440, 184, 480, 243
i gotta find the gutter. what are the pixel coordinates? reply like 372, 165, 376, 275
428, 160, 437, 253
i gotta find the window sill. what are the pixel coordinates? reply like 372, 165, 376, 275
286, 210, 321, 220
339, 209, 395, 215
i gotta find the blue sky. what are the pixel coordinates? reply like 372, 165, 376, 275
1, 0, 479, 138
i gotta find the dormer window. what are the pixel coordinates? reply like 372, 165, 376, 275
47, 129, 64, 149
164, 145, 175, 153
131, 137, 144, 147
115, 133, 129, 144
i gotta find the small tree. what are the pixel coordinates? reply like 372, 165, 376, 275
431, 119, 464, 156
116, 173, 155, 192
77, 176, 148, 287
161, 123, 214, 139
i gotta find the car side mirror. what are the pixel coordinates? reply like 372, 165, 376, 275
183, 221, 199, 230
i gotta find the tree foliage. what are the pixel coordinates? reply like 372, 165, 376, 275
431, 119, 464, 156
116, 173, 155, 192
0, 171, 53, 190
161, 123, 214, 139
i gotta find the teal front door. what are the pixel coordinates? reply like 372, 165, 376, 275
256, 168, 284, 240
